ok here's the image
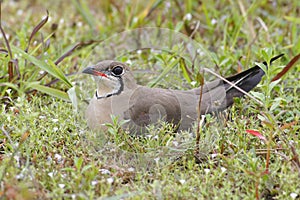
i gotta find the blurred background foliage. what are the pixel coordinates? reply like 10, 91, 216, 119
0, 0, 299, 102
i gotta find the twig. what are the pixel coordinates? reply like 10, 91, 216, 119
272, 53, 300, 82
1, 125, 14, 147
25, 10, 49, 53
0, 3, 12, 60
194, 74, 204, 157
189, 21, 200, 39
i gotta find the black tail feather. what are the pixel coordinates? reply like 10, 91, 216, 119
222, 54, 284, 107
225, 54, 284, 93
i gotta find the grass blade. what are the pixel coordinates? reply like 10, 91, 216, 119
28, 83, 70, 101
71, 0, 96, 29
12, 45, 73, 88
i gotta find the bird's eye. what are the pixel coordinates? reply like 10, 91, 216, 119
111, 66, 124, 76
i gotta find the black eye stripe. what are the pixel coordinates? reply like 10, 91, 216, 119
111, 66, 124, 76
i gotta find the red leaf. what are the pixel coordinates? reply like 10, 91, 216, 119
246, 129, 267, 141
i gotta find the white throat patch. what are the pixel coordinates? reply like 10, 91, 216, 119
95, 75, 123, 99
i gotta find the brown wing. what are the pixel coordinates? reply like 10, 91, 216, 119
123, 86, 182, 129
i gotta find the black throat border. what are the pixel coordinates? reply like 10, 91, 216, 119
95, 77, 124, 99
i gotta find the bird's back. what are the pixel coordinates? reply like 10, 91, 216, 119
84, 54, 284, 134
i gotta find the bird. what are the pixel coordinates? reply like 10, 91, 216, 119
82, 54, 283, 134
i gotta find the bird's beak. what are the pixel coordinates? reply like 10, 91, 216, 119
82, 66, 108, 78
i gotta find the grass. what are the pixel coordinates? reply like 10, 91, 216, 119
0, 0, 300, 199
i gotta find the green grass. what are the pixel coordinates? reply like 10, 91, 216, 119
1, 0, 300, 199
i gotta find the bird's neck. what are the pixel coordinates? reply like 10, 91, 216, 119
95, 78, 123, 99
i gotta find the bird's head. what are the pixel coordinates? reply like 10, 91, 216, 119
82, 60, 137, 99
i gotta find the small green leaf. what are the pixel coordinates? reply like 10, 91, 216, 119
284, 16, 300, 23
62, 167, 76, 172
250, 91, 265, 102
269, 79, 281, 91
255, 62, 268, 74
270, 99, 281, 111
261, 50, 269, 61
219, 57, 230, 67
81, 165, 93, 173
175, 21, 184, 32
261, 48, 273, 60
258, 113, 266, 122
74, 157, 83, 170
